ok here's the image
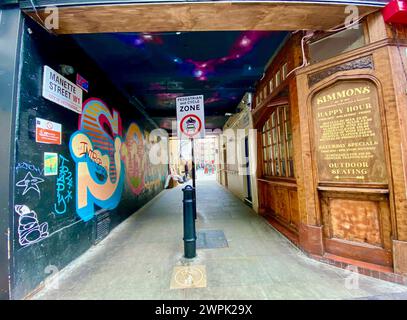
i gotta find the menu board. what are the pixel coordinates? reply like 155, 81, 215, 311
312, 80, 387, 184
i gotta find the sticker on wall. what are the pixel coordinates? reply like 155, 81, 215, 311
76, 73, 89, 93
42, 65, 83, 114
35, 117, 62, 145
44, 152, 58, 176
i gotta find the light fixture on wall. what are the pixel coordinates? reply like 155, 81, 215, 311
58, 64, 75, 76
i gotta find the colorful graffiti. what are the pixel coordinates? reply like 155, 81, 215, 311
122, 123, 145, 195
54, 154, 74, 215
144, 130, 166, 190
15, 204, 49, 247
69, 98, 124, 222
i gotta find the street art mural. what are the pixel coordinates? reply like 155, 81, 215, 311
11, 19, 168, 299
15, 205, 49, 247
122, 122, 146, 195
69, 98, 125, 222
143, 131, 166, 190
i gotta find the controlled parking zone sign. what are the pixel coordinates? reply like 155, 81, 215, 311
176, 95, 205, 139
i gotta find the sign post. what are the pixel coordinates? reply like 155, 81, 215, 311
176, 95, 205, 220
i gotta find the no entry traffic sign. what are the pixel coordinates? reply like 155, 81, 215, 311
176, 95, 205, 139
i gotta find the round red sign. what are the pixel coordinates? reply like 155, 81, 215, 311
180, 114, 202, 138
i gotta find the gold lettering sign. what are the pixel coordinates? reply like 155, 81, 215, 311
312, 80, 387, 184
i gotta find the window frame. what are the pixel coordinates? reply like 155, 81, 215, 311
260, 105, 294, 180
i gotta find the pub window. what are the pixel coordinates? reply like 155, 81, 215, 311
282, 63, 288, 80
269, 79, 274, 93
308, 25, 365, 64
261, 105, 294, 178
275, 70, 281, 87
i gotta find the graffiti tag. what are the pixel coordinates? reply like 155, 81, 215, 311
16, 172, 45, 196
79, 141, 103, 165
53, 154, 74, 215
15, 204, 49, 247
16, 161, 44, 176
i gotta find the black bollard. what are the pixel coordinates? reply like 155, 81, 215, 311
182, 185, 196, 259
193, 188, 197, 220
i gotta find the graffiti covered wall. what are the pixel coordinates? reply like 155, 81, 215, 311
70, 98, 125, 222
11, 18, 167, 299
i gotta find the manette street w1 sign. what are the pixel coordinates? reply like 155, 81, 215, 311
176, 95, 205, 139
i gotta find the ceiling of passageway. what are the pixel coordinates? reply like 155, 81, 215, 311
71, 31, 288, 130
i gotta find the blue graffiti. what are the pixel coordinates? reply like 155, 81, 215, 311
69, 111, 124, 222
53, 154, 74, 215
67, 98, 124, 222
16, 161, 44, 176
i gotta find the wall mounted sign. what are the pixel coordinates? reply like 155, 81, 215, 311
176, 95, 205, 139
44, 152, 58, 176
312, 80, 387, 184
35, 117, 62, 145
42, 65, 83, 114
76, 73, 89, 92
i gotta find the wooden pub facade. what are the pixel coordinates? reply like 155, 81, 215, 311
253, 11, 407, 283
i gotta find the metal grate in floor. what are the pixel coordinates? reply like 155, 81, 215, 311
196, 229, 228, 249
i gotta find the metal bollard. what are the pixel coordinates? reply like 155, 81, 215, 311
182, 185, 197, 259
193, 188, 197, 220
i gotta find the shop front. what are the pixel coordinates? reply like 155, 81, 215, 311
253, 11, 407, 282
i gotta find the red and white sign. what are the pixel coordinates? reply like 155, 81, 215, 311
180, 114, 202, 138
176, 95, 205, 139
35, 117, 62, 145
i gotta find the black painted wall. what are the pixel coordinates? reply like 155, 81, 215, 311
11, 16, 167, 299
0, 7, 22, 300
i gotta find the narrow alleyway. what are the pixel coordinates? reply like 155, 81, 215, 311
32, 177, 407, 300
